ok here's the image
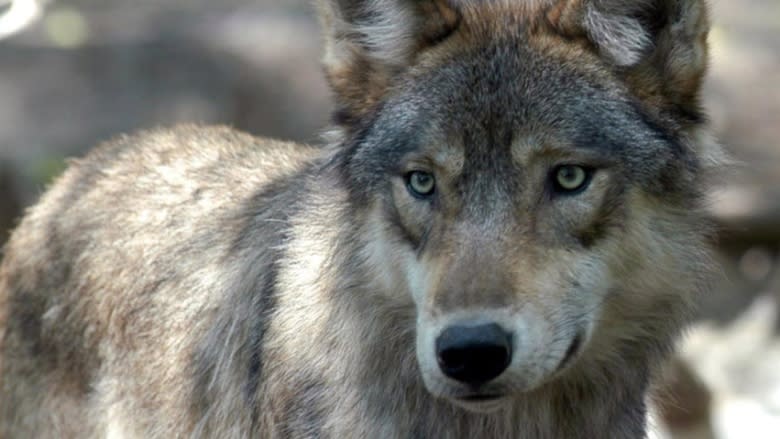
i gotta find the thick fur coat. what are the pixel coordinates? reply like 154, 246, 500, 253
1, 1, 723, 437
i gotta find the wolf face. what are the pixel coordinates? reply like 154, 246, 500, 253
323, 0, 721, 412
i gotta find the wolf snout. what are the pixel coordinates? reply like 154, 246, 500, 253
435, 323, 513, 386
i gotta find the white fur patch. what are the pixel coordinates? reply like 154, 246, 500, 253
353, 0, 418, 64
321, 0, 419, 67
584, 3, 653, 67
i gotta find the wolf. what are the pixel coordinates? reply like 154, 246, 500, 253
0, 0, 724, 437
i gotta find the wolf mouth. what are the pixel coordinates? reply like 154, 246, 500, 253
451, 393, 508, 413
458, 394, 504, 402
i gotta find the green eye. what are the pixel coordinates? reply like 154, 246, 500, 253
406, 171, 436, 198
553, 165, 591, 193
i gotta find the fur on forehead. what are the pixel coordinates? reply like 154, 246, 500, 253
318, 0, 708, 65
319, 0, 712, 132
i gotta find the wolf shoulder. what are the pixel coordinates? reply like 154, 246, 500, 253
2, 124, 323, 308
8, 125, 312, 242
3, 123, 324, 288
51, 125, 321, 208
0, 125, 322, 437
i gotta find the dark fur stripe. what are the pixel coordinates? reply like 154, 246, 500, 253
191, 168, 310, 432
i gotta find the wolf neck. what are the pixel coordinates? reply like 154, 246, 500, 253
256, 184, 651, 438
266, 279, 651, 437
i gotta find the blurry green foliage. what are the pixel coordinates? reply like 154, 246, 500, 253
29, 156, 67, 186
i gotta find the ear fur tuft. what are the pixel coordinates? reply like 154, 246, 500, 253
584, 1, 656, 67
580, 0, 711, 119
318, 0, 460, 128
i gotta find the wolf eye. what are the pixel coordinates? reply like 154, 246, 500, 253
406, 171, 436, 198
553, 165, 591, 194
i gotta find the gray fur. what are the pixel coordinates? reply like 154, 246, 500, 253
1, 1, 721, 438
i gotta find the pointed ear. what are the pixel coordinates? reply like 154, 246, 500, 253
317, 0, 460, 127
553, 0, 711, 121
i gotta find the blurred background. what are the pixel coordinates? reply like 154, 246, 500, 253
0, 1, 778, 438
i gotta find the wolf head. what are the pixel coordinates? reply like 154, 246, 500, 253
319, 0, 722, 412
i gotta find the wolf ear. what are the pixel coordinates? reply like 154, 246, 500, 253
317, 0, 460, 127
554, 0, 710, 119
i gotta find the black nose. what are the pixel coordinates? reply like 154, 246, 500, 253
435, 323, 513, 385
